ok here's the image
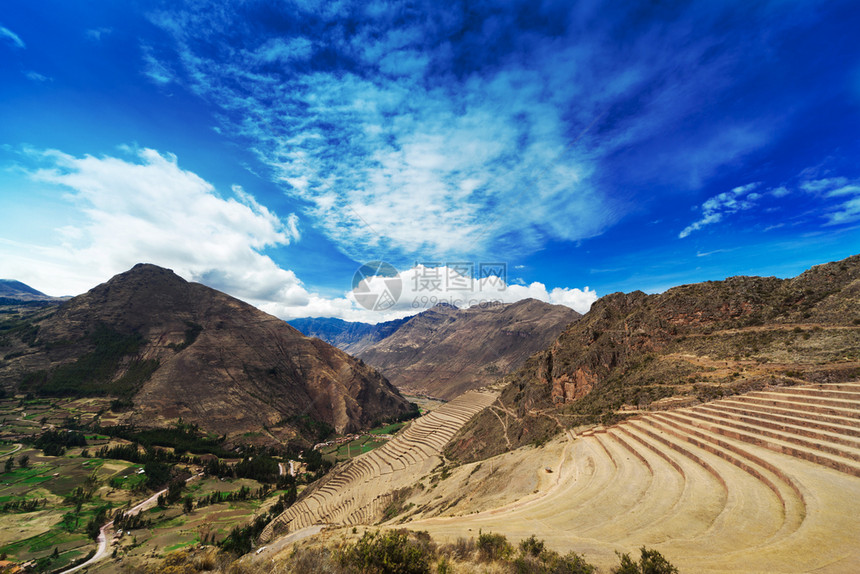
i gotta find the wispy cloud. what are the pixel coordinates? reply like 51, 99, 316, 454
24, 71, 51, 82
141, 44, 174, 85
144, 1, 799, 265
85, 27, 112, 42
0, 24, 24, 49
679, 182, 761, 238
800, 176, 860, 225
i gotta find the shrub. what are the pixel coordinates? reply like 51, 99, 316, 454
613, 547, 679, 574
519, 535, 545, 557
477, 531, 513, 562
339, 530, 431, 574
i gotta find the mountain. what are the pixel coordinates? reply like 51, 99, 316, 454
0, 279, 58, 302
0, 264, 412, 444
447, 254, 860, 462
354, 299, 581, 400
288, 316, 410, 355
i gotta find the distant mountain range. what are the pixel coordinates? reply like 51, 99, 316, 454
291, 299, 581, 400
0, 264, 412, 444
0, 279, 64, 302
447, 254, 860, 462
289, 316, 410, 355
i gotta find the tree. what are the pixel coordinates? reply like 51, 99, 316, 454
183, 495, 194, 513
18, 454, 29, 468
3, 457, 12, 473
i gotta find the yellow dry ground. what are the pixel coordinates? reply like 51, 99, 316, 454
0, 509, 59, 547
268, 382, 860, 574
404, 383, 860, 574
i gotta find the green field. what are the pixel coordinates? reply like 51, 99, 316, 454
0, 395, 304, 572
320, 420, 408, 462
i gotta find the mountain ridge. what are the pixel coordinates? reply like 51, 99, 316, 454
447, 254, 860, 461
0, 264, 412, 445
288, 315, 410, 355
0, 279, 64, 302
354, 298, 581, 399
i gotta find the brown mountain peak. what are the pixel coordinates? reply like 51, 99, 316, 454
0, 264, 412, 444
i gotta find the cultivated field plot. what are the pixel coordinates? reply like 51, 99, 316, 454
0, 448, 141, 570
260, 390, 497, 541
407, 382, 860, 573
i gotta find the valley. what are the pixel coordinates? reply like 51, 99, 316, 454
1, 255, 859, 573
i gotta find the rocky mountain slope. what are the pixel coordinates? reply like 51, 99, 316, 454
354, 299, 581, 400
0, 264, 412, 443
288, 316, 409, 355
448, 254, 860, 462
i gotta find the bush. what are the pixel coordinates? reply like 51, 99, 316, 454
477, 531, 513, 562
519, 535, 545, 557
339, 530, 431, 574
512, 536, 596, 574
613, 547, 679, 574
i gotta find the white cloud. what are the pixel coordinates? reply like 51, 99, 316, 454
679, 182, 761, 238
800, 177, 860, 225
6, 147, 301, 303
0, 25, 24, 49
266, 264, 597, 323
24, 71, 50, 82
3, 147, 598, 324
85, 27, 112, 42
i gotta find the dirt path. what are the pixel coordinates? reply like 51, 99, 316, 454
0, 443, 23, 457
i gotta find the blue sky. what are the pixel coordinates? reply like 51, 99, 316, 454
1, 0, 859, 322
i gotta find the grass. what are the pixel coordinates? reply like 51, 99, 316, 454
320, 420, 407, 463
163, 538, 198, 553
370, 421, 406, 435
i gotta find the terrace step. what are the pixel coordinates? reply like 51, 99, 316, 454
703, 401, 860, 440
659, 410, 860, 477
746, 390, 860, 412
729, 394, 860, 421
259, 390, 497, 542
640, 415, 806, 548
693, 404, 860, 450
